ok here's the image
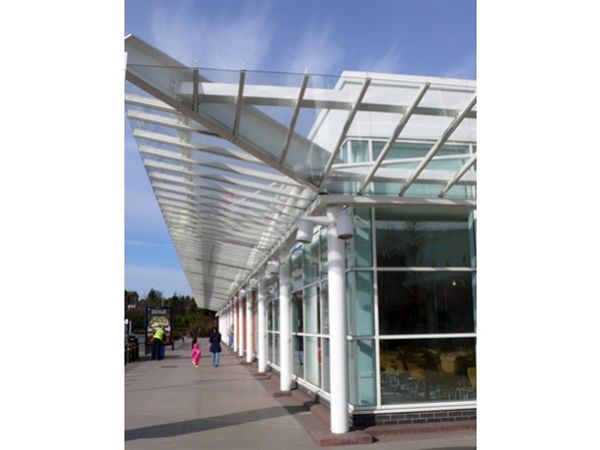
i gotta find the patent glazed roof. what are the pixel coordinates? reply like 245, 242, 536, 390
124, 35, 476, 311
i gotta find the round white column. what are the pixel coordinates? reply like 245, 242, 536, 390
279, 260, 292, 391
246, 288, 254, 363
225, 306, 229, 347
233, 299, 238, 352
238, 295, 245, 357
257, 279, 267, 373
229, 305, 233, 348
327, 207, 349, 434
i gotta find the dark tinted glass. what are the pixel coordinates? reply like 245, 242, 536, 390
378, 271, 475, 334
375, 208, 474, 267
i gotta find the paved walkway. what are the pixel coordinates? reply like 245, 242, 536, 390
125, 339, 475, 450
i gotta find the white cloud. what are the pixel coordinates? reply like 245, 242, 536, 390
442, 53, 477, 79
363, 45, 404, 75
125, 240, 172, 249
284, 21, 345, 75
150, 2, 273, 69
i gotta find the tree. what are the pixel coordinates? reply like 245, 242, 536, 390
145, 288, 164, 306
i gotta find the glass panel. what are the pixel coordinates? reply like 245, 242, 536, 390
375, 207, 474, 267
305, 336, 320, 387
303, 234, 320, 284
380, 338, 476, 404
320, 228, 328, 275
322, 338, 330, 392
378, 271, 475, 335
267, 333, 273, 362
293, 335, 304, 377
340, 141, 351, 163
347, 207, 372, 267
292, 291, 304, 333
304, 286, 319, 334
350, 140, 370, 163
291, 247, 303, 292
274, 334, 280, 366
321, 282, 329, 334
347, 271, 375, 336
403, 182, 472, 200
348, 340, 377, 406
273, 297, 279, 332
126, 65, 194, 109
267, 302, 273, 330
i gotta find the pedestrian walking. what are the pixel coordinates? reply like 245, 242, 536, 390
191, 342, 201, 368
208, 327, 222, 367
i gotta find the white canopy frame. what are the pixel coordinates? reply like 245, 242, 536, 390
124, 35, 476, 310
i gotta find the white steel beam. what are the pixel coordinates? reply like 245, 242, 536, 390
318, 77, 371, 187
280, 72, 309, 165
399, 95, 477, 196
233, 69, 246, 139
177, 81, 477, 119
356, 82, 430, 194
439, 154, 477, 198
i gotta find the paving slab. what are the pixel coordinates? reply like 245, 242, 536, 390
125, 340, 475, 450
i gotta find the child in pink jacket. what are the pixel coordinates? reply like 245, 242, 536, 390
191, 342, 201, 368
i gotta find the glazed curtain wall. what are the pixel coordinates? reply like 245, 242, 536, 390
266, 276, 280, 368
290, 229, 331, 392
267, 204, 476, 408
346, 206, 476, 407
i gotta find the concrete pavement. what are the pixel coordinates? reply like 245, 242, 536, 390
125, 339, 475, 450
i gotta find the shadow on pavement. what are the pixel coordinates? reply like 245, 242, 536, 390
125, 405, 306, 441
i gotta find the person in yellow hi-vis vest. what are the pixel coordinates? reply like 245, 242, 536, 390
151, 326, 166, 360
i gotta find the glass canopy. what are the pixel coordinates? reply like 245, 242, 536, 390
124, 34, 476, 310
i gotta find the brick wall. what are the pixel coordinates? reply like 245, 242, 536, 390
352, 408, 476, 427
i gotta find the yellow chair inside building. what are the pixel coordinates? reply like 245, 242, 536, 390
456, 367, 476, 399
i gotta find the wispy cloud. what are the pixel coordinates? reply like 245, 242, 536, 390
362, 45, 404, 74
150, 3, 274, 69
442, 53, 477, 79
284, 21, 344, 75
126, 240, 172, 249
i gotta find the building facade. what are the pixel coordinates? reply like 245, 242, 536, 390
125, 34, 476, 433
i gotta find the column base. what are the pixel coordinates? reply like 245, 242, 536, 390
309, 430, 373, 447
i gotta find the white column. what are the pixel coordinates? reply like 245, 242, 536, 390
246, 287, 254, 363
233, 298, 239, 352
328, 207, 349, 434
257, 278, 267, 373
279, 260, 292, 391
228, 305, 232, 347
238, 294, 245, 357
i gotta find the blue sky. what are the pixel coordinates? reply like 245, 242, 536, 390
124, 0, 476, 300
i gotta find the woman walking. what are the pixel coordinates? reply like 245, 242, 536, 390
208, 327, 222, 367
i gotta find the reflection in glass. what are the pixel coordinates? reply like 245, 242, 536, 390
376, 207, 474, 267
321, 282, 329, 334
322, 338, 330, 392
267, 333, 273, 362
347, 271, 375, 336
380, 338, 476, 404
291, 247, 303, 291
292, 291, 304, 333
303, 234, 320, 284
320, 228, 328, 274
293, 335, 304, 377
378, 271, 475, 335
305, 336, 320, 387
274, 334, 280, 366
349, 340, 376, 406
304, 286, 319, 334
347, 208, 372, 268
